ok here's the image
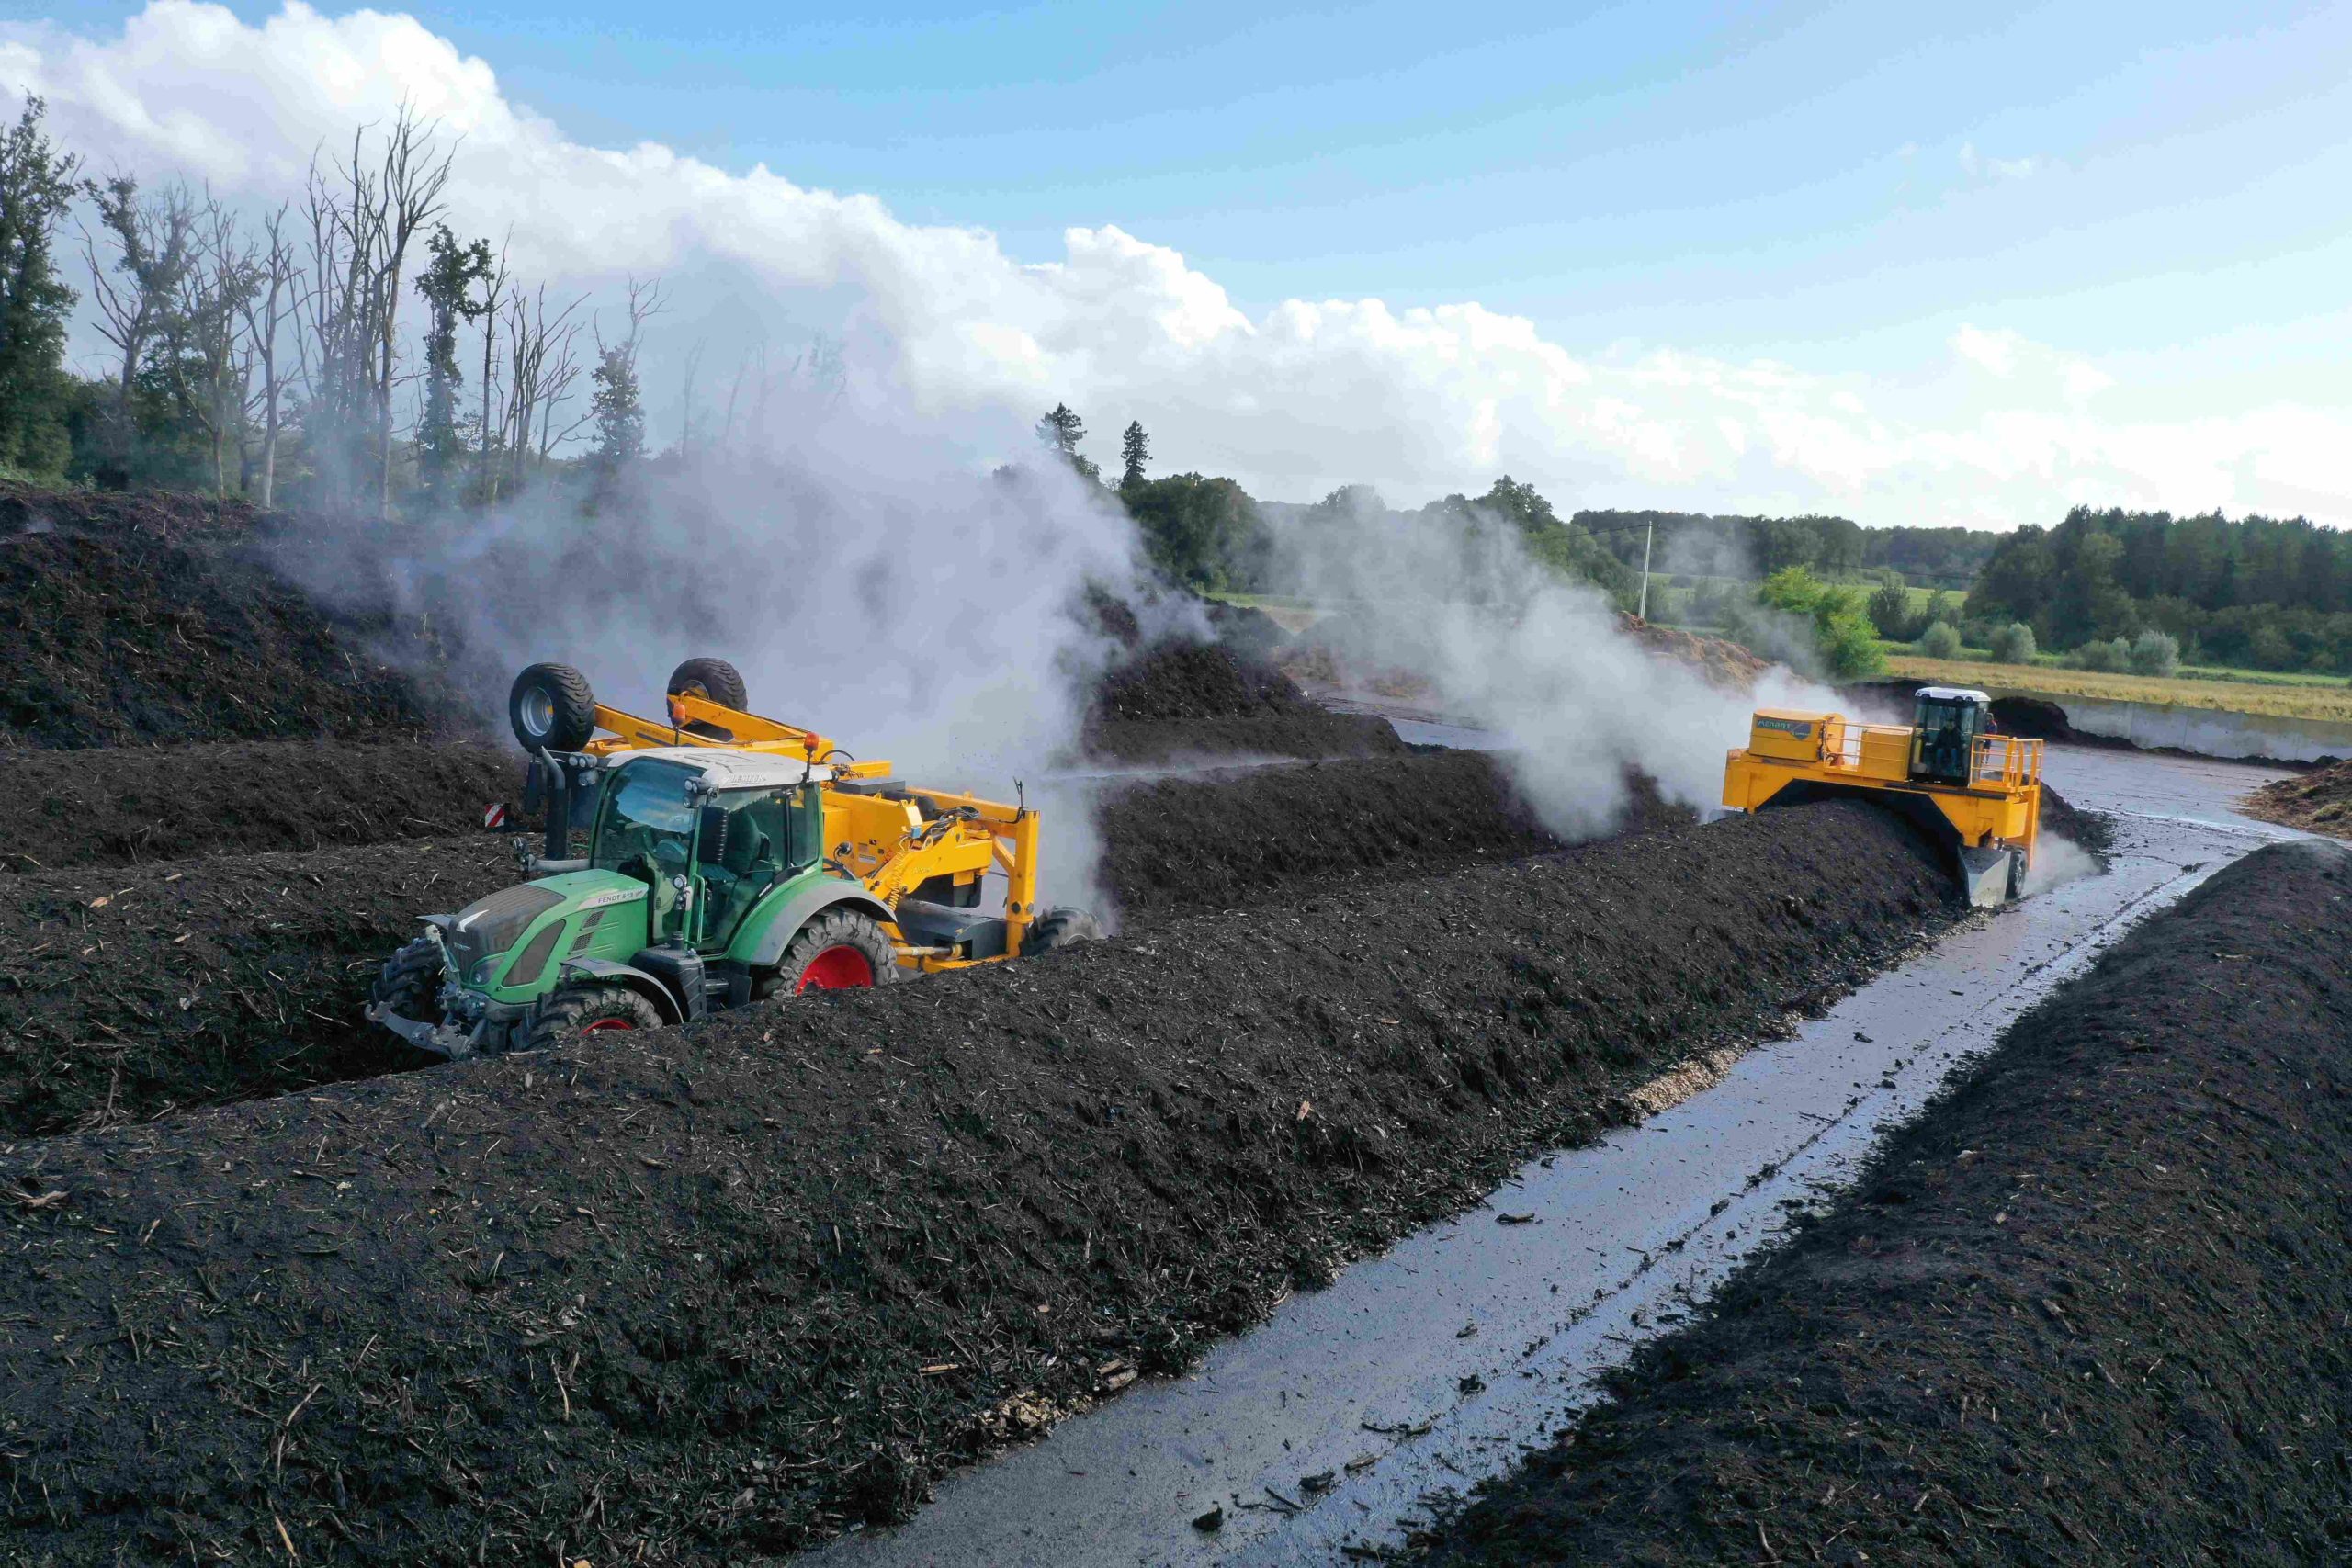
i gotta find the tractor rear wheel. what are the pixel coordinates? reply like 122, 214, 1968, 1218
526, 983, 666, 1050
371, 936, 447, 1025
762, 909, 899, 996
1023, 906, 1102, 956
667, 657, 748, 711
510, 662, 597, 752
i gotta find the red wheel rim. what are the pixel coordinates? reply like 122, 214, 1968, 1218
797, 944, 875, 992
580, 1017, 636, 1033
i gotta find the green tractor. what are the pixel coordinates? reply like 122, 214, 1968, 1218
368, 659, 1096, 1056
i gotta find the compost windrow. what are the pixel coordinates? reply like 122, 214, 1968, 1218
0, 799, 1959, 1565
0, 837, 517, 1136
1082, 630, 1404, 761
1095, 751, 1686, 920
0, 485, 470, 749
1408, 837, 2352, 1568
0, 740, 519, 873
0, 750, 1663, 1135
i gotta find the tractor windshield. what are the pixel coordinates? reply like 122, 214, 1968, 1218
592, 759, 699, 880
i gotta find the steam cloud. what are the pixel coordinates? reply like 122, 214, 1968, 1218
280, 383, 1158, 911
1259, 493, 1837, 836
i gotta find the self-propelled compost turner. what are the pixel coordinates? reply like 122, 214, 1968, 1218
368, 658, 1099, 1055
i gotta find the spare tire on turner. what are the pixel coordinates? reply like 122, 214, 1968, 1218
509, 662, 597, 752
668, 657, 748, 712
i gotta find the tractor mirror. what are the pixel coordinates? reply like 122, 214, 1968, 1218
695, 804, 729, 864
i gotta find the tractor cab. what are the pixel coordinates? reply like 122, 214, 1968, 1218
1908, 686, 1994, 788
587, 751, 825, 952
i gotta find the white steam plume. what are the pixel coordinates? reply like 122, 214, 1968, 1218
1267, 493, 1834, 835
278, 384, 1154, 913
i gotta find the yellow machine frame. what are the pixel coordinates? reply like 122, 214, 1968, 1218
574, 690, 1043, 971
1722, 708, 2042, 891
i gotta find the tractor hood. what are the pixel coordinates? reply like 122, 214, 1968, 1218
442, 870, 650, 988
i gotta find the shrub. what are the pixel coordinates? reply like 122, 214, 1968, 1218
1917, 622, 1962, 660
1754, 566, 1886, 679
2070, 637, 2131, 672
2128, 628, 2180, 678
1987, 622, 2038, 665
1868, 581, 1920, 642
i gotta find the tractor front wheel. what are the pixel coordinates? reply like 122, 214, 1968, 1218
371, 931, 448, 1029
526, 983, 666, 1050
762, 909, 899, 997
370, 937, 447, 1026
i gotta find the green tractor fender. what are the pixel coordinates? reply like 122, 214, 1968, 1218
728, 869, 899, 972
552, 957, 688, 1024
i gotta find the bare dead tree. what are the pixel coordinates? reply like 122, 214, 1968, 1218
285, 109, 452, 513
474, 235, 509, 502
677, 338, 705, 458
500, 283, 586, 489
166, 194, 261, 498
237, 203, 300, 509
80, 175, 196, 476
368, 105, 452, 515
293, 132, 384, 507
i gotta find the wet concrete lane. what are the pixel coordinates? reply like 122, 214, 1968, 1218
815, 746, 2300, 1568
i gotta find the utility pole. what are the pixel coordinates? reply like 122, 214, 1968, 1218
1637, 520, 1655, 621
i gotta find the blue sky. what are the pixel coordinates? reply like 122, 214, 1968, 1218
24, 0, 2352, 521
66, 0, 2352, 389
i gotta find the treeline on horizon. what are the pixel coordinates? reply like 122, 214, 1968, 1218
2, 98, 2345, 679
1965, 506, 2352, 674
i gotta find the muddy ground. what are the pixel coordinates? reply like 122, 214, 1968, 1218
0, 800, 1959, 1564
2242, 756, 2352, 839
1410, 837, 2352, 1567
0, 740, 519, 873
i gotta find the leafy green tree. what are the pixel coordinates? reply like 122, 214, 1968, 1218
1868, 578, 1920, 641
1987, 622, 2038, 665
413, 225, 494, 499
1125, 472, 1266, 591
1917, 621, 1962, 660
1472, 477, 1634, 604
1119, 419, 1149, 491
588, 344, 644, 479
1753, 565, 1886, 678
2128, 628, 2179, 678
1035, 402, 1100, 483
0, 99, 78, 479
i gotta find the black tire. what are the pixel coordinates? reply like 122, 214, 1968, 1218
1023, 906, 1102, 956
667, 657, 748, 712
526, 982, 666, 1050
759, 908, 899, 997
370, 936, 447, 1024
510, 662, 597, 752
2006, 847, 2027, 900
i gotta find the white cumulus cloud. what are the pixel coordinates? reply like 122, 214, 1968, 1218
8, 1, 2350, 528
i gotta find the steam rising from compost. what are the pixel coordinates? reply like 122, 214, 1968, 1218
278, 383, 1158, 908
1260, 491, 1834, 835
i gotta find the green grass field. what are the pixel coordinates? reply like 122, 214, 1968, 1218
1884, 654, 2352, 724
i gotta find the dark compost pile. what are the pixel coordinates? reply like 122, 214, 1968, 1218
0, 800, 1958, 1564
1410, 838, 2352, 1568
